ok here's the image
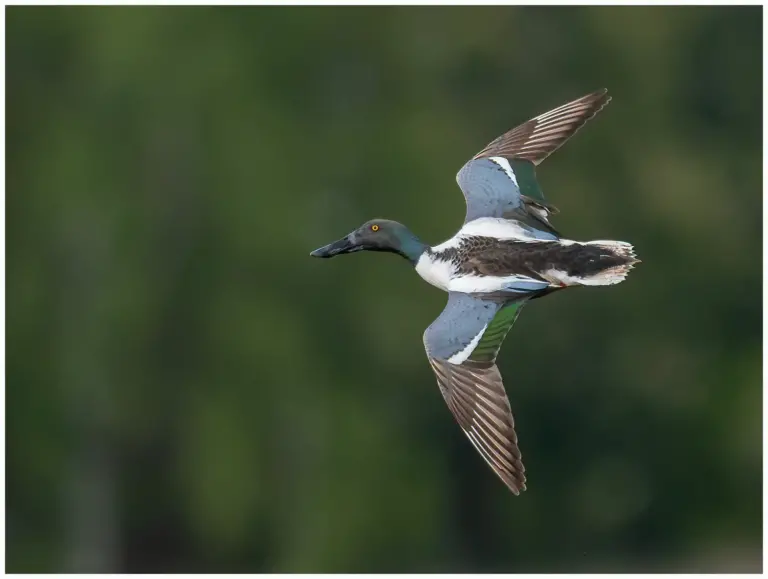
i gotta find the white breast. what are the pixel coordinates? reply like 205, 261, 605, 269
415, 252, 454, 291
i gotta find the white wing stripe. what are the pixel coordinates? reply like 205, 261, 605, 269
447, 325, 487, 364
489, 156, 519, 188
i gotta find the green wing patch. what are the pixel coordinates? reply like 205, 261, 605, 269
469, 301, 527, 363
510, 160, 545, 203
508, 159, 559, 235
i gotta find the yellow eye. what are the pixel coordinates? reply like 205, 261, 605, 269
371, 224, 379, 231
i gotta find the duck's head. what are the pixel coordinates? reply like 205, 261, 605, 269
310, 219, 427, 264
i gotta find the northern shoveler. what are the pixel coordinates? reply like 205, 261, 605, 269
310, 89, 639, 494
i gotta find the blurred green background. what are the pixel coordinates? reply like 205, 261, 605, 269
6, 5, 762, 573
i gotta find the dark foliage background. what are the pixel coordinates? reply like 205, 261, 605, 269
6, 5, 762, 573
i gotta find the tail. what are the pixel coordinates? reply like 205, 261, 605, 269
576, 240, 640, 286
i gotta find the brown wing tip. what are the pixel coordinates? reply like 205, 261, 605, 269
471, 88, 613, 164
585, 88, 612, 114
506, 472, 527, 495
569, 88, 612, 122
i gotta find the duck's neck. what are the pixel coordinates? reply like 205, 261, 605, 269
395, 229, 429, 265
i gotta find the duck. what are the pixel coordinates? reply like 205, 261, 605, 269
310, 89, 639, 495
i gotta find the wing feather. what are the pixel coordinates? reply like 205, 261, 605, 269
424, 294, 532, 494
455, 90, 611, 225
472, 89, 611, 165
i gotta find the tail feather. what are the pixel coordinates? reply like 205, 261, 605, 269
578, 240, 640, 286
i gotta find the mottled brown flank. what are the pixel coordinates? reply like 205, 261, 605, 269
432, 237, 629, 281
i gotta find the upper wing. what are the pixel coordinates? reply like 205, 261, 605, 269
471, 89, 611, 165
423, 292, 530, 494
456, 89, 611, 225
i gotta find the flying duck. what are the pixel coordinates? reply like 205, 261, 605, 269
310, 89, 639, 495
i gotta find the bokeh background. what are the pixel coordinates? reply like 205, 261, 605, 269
6, 5, 762, 573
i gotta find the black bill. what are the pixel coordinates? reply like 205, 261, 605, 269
310, 235, 359, 258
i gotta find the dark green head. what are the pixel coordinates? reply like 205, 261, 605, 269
310, 219, 427, 265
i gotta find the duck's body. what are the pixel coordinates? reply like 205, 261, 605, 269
415, 217, 635, 294
311, 89, 639, 495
